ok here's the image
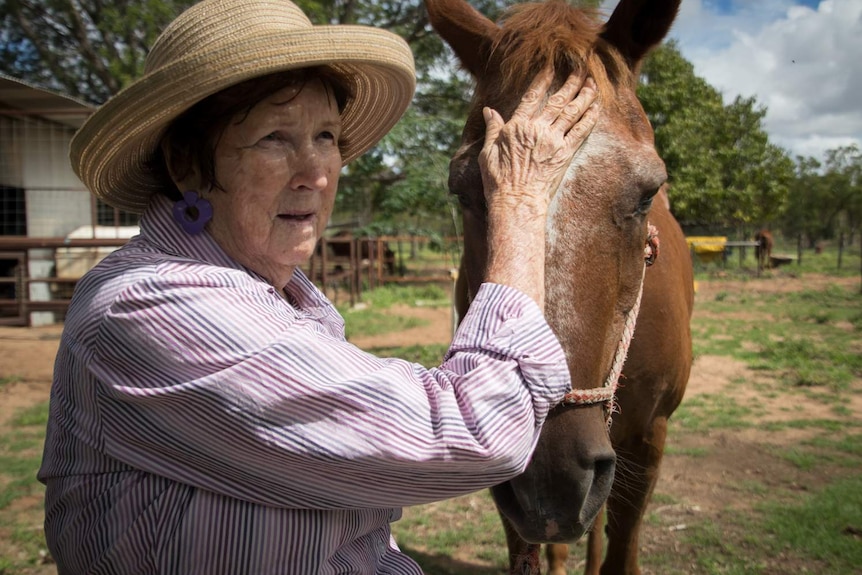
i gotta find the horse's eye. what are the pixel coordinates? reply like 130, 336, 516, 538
637, 195, 654, 215
452, 190, 471, 208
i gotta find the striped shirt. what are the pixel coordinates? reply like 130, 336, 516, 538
38, 194, 571, 574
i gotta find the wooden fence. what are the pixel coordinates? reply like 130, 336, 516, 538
0, 235, 461, 326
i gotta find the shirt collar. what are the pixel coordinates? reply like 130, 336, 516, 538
139, 194, 329, 309
140, 193, 240, 271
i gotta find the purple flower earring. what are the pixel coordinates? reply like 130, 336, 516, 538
172, 190, 213, 235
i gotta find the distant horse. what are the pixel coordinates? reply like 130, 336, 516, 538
426, 1, 693, 574
754, 229, 774, 270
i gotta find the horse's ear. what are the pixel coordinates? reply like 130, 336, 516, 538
425, 0, 498, 77
600, 0, 681, 68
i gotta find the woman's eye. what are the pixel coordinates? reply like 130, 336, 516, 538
319, 130, 337, 143
260, 132, 284, 144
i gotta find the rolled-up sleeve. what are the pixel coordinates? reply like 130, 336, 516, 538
87, 268, 570, 509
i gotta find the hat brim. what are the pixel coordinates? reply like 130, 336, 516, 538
71, 25, 415, 213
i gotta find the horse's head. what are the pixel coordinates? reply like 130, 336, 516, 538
428, 0, 679, 543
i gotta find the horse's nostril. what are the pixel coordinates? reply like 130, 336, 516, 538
579, 451, 615, 527
593, 453, 616, 492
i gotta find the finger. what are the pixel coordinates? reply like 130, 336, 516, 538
553, 76, 597, 130
482, 106, 504, 146
564, 101, 599, 148
511, 66, 554, 121
541, 69, 588, 120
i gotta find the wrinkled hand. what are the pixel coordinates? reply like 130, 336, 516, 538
479, 68, 598, 215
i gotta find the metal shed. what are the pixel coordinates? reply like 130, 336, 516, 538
0, 75, 127, 326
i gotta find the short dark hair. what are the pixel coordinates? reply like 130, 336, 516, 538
150, 67, 352, 200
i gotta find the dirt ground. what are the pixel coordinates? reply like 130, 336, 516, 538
1, 274, 860, 573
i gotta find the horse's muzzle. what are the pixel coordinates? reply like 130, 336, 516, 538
490, 436, 616, 543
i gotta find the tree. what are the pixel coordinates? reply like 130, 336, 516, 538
637, 41, 725, 225
14, 0, 774, 236
0, 0, 492, 235
824, 145, 862, 244
714, 96, 794, 226
638, 41, 794, 228
0, 0, 194, 103
782, 156, 828, 246
783, 145, 862, 246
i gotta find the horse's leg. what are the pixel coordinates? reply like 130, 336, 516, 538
500, 512, 542, 574
584, 506, 604, 575
601, 416, 670, 575
546, 543, 568, 575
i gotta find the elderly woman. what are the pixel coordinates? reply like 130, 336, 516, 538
38, 0, 598, 572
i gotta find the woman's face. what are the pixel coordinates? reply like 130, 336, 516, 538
205, 78, 342, 288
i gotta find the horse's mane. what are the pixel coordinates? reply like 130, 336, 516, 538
491, 1, 630, 102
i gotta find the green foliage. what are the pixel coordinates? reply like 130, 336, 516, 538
3, 0, 857, 238
638, 41, 794, 227
780, 144, 862, 246
0, 0, 194, 103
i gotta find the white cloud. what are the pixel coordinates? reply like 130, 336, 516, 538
602, 0, 862, 162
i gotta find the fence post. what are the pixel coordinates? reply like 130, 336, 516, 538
349, 237, 358, 307
321, 236, 329, 291
797, 234, 803, 266
837, 232, 844, 270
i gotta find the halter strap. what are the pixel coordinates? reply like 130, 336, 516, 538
561, 223, 659, 426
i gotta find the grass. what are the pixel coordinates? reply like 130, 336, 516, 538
338, 283, 450, 340
394, 492, 509, 571
652, 275, 862, 574
0, 376, 21, 391
341, 305, 428, 338
371, 343, 449, 367
0, 401, 50, 573
672, 393, 758, 431
692, 239, 861, 279
690, 276, 861, 400
779, 432, 862, 471
760, 475, 862, 574
1, 271, 860, 574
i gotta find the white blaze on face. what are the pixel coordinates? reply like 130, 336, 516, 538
542, 131, 617, 355
542, 128, 658, 353
545, 131, 614, 252
546, 129, 661, 252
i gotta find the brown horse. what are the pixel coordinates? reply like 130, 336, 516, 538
755, 229, 774, 270
426, 1, 693, 573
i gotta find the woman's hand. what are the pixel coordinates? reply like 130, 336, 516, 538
480, 68, 599, 309
479, 68, 598, 215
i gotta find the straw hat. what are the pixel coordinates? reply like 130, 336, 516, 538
71, 0, 416, 213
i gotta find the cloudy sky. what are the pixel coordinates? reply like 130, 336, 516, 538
600, 0, 861, 163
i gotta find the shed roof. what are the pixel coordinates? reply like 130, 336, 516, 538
0, 73, 94, 129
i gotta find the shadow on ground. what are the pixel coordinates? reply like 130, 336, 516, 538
399, 546, 504, 575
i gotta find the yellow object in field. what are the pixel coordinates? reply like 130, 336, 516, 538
685, 236, 727, 264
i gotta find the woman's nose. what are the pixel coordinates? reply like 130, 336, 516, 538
289, 149, 330, 192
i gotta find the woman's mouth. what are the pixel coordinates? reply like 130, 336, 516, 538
278, 212, 314, 222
